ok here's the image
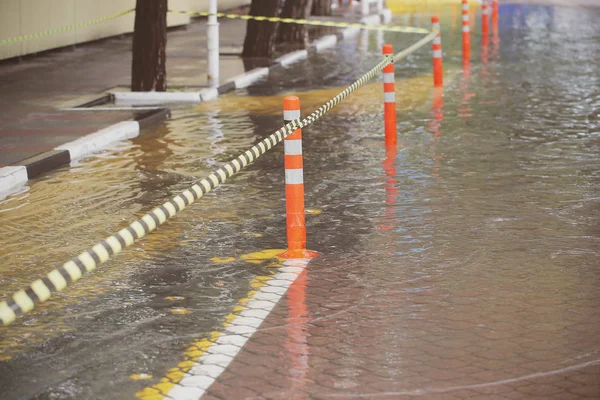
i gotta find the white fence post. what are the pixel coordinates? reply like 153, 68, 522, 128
207, 0, 219, 87
361, 0, 370, 15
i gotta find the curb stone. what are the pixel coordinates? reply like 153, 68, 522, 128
1, 10, 392, 197
112, 9, 394, 104
0, 107, 171, 199
214, 10, 393, 96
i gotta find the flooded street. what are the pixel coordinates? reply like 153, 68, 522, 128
1, 3, 599, 399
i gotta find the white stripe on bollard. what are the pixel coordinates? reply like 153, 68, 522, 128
383, 73, 395, 83
284, 140, 303, 155
283, 110, 301, 120
285, 169, 304, 185
384, 92, 396, 102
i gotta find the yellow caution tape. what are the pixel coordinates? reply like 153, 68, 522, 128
0, 8, 428, 47
168, 10, 431, 34
0, 30, 436, 327
0, 9, 135, 46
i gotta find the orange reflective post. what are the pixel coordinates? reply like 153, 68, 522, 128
382, 44, 397, 146
279, 96, 317, 259
482, 1, 490, 38
462, 0, 471, 65
431, 16, 443, 87
482, 1, 490, 63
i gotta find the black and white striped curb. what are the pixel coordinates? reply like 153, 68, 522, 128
0, 108, 170, 198
113, 9, 393, 105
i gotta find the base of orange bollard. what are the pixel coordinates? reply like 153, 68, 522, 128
279, 249, 319, 259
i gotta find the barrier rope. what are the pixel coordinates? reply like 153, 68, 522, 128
0, 9, 135, 46
168, 10, 431, 34
0, 30, 437, 327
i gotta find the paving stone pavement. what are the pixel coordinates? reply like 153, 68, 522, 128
193, 252, 600, 400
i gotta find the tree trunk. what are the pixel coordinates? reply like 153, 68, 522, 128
311, 0, 332, 16
242, 0, 281, 58
276, 0, 314, 47
131, 0, 167, 92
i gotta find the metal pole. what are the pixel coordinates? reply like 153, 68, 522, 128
207, 0, 219, 87
361, 0, 370, 16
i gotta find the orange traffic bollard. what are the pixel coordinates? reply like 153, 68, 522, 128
431, 16, 443, 87
462, 0, 471, 64
279, 96, 317, 259
382, 44, 397, 146
482, 0, 490, 38
482, 0, 490, 61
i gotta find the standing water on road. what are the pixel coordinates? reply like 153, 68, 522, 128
1, 3, 599, 399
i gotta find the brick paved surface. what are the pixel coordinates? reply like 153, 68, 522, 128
198, 253, 600, 399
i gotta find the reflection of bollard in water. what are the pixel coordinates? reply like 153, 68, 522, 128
279, 96, 318, 259
459, 62, 474, 118
462, 0, 471, 65
451, 4, 457, 36
359, 28, 368, 54
380, 145, 398, 231
492, 0, 500, 45
482, 38, 489, 64
492, 0, 499, 27
285, 267, 309, 392
382, 44, 397, 146
431, 16, 443, 87
430, 86, 445, 137
430, 87, 445, 181
376, 28, 384, 51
